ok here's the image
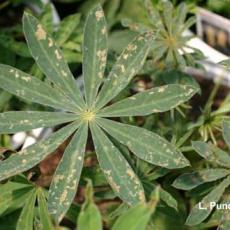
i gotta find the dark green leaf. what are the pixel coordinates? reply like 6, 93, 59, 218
0, 64, 77, 112
48, 123, 88, 223
98, 84, 197, 117
83, 4, 107, 106
90, 122, 145, 205
95, 32, 153, 110
23, 12, 85, 110
0, 111, 78, 134
97, 118, 190, 169
173, 169, 230, 190
193, 141, 230, 169
0, 121, 80, 181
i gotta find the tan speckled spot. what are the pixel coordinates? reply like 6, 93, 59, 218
108, 176, 120, 192
48, 38, 53, 47
126, 169, 135, 179
60, 190, 68, 203
139, 191, 145, 202
95, 10, 104, 21
35, 24, 46, 40
101, 26, 106, 34
55, 49, 62, 60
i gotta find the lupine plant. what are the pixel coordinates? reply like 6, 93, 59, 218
0, 4, 198, 225
122, 0, 203, 69
173, 121, 230, 228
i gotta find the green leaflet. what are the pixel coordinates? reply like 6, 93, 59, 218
159, 187, 178, 211
112, 187, 159, 230
0, 90, 11, 111
22, 12, 85, 110
83, 4, 107, 107
0, 111, 78, 134
96, 118, 189, 169
121, 19, 150, 34
0, 64, 77, 112
144, 0, 161, 27
0, 181, 32, 195
0, 33, 31, 58
219, 211, 230, 230
48, 123, 88, 223
0, 121, 80, 182
162, 1, 173, 34
192, 141, 230, 169
40, 3, 53, 33
95, 32, 153, 110
98, 84, 197, 117
37, 189, 54, 230
223, 120, 230, 149
186, 175, 230, 226
16, 189, 37, 230
173, 169, 230, 190
197, 196, 230, 229
175, 3, 187, 29
112, 204, 151, 230
55, 13, 81, 46
179, 17, 196, 34
90, 122, 145, 205
0, 182, 33, 216
77, 180, 102, 230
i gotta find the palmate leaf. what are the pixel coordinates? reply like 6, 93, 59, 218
90, 122, 145, 205
186, 175, 230, 226
173, 169, 230, 190
1, 179, 54, 229
96, 118, 189, 169
23, 13, 85, 110
48, 123, 88, 223
83, 4, 107, 107
142, 0, 197, 68
0, 64, 78, 112
95, 31, 154, 110
0, 121, 80, 181
0, 111, 78, 134
98, 84, 197, 117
